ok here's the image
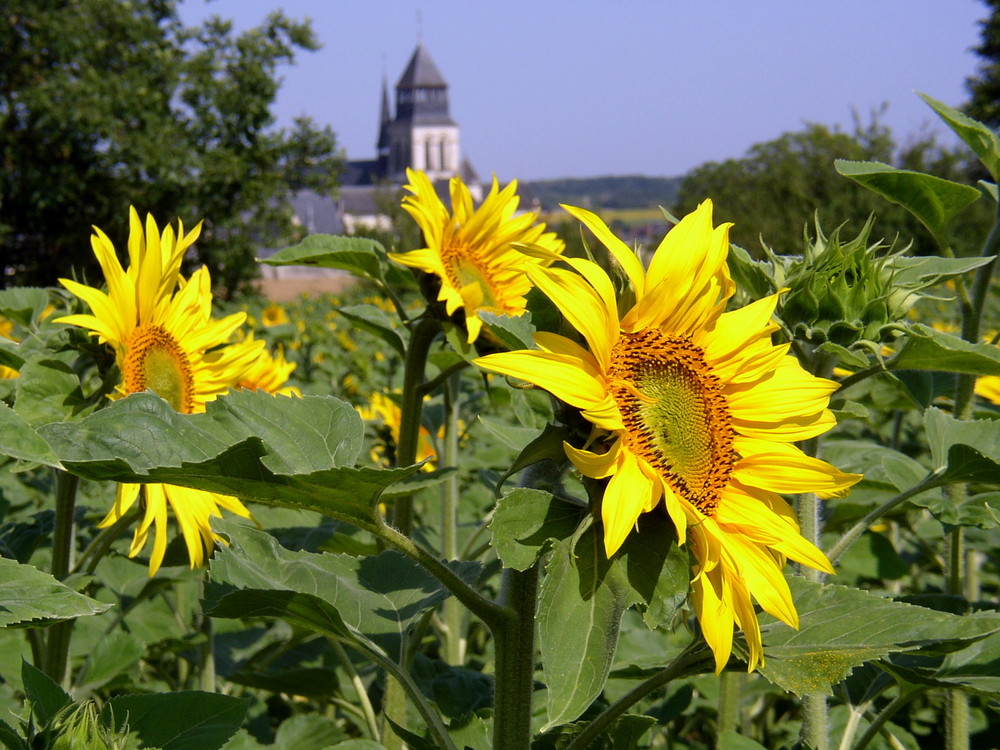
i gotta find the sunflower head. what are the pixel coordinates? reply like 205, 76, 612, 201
475, 200, 861, 672
57, 208, 263, 576
358, 391, 438, 470
56, 207, 251, 414
233, 333, 299, 396
390, 168, 565, 343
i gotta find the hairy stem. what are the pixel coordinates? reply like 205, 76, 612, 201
43, 469, 80, 686
716, 671, 743, 746
392, 316, 441, 534
442, 376, 465, 664
492, 565, 538, 750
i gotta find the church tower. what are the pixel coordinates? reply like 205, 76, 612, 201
385, 43, 461, 181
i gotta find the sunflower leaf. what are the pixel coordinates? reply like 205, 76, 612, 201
0, 402, 61, 468
100, 691, 250, 750
918, 92, 1000, 182
834, 160, 980, 249
889, 323, 1000, 377
13, 352, 89, 426
478, 310, 536, 351
0, 558, 111, 627
538, 522, 630, 730
263, 235, 388, 284
490, 488, 586, 571
756, 578, 1000, 696
40, 390, 416, 529
0, 287, 50, 328
879, 629, 1000, 700
336, 304, 407, 358
616, 511, 689, 630
924, 406, 1000, 485
205, 521, 481, 662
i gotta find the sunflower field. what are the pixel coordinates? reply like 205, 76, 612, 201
2, 95, 1000, 750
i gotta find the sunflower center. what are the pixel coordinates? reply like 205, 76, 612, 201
609, 329, 735, 516
122, 324, 195, 413
443, 242, 501, 308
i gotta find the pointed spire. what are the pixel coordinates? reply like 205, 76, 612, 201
396, 43, 447, 89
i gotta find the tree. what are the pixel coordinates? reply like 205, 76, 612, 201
673, 116, 990, 257
0, 0, 343, 295
966, 0, 1000, 128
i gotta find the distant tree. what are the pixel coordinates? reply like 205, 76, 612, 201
966, 0, 1000, 129
673, 116, 989, 257
0, 0, 343, 295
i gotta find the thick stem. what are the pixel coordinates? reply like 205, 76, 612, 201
492, 565, 537, 750
382, 316, 441, 748
802, 694, 829, 750
716, 671, 742, 746
51, 470, 79, 580
442, 376, 464, 665
938, 180, 1000, 750
198, 575, 216, 693
797, 353, 835, 750
392, 317, 441, 535
43, 470, 80, 686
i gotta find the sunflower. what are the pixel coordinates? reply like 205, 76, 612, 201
358, 392, 439, 470
475, 200, 861, 672
233, 333, 299, 397
0, 315, 19, 379
57, 207, 264, 575
390, 168, 565, 343
261, 302, 289, 327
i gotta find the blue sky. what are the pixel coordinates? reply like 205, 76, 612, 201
180, 0, 987, 182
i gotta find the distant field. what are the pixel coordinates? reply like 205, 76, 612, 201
524, 175, 682, 212
541, 206, 667, 225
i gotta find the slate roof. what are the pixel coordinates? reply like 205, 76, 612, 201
396, 43, 447, 89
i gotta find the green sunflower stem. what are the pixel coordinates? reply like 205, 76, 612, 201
563, 644, 709, 750
198, 574, 216, 692
442, 375, 464, 665
939, 188, 1000, 750
797, 351, 835, 750
716, 671, 743, 745
492, 564, 537, 750
42, 469, 80, 687
391, 316, 441, 535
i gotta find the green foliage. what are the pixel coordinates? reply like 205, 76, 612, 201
674, 116, 993, 257
965, 0, 1000, 129
0, 1, 342, 294
0, 559, 109, 627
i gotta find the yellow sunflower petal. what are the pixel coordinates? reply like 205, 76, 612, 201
561, 203, 645, 297
475, 350, 607, 409
602, 449, 654, 556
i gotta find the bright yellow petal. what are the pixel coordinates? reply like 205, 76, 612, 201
602, 449, 654, 556
475, 350, 607, 409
